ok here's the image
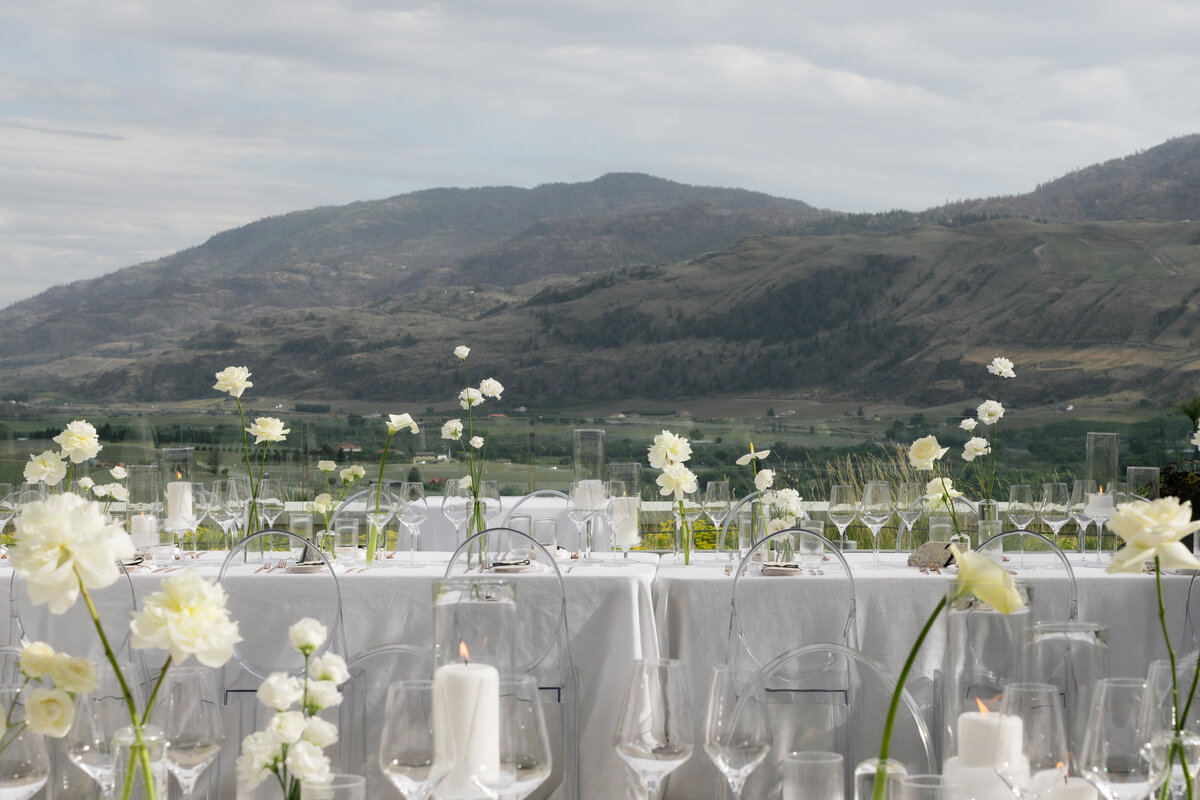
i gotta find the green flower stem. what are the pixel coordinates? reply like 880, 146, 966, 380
1153, 556, 1196, 800
677, 498, 691, 565
368, 430, 398, 564
874, 594, 947, 800
139, 654, 172, 727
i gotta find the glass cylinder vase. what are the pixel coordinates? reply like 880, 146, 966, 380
853, 757, 905, 800
572, 429, 605, 484
433, 578, 516, 676
110, 723, 169, 800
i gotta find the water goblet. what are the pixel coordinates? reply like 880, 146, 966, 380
614, 659, 694, 800
828, 485, 859, 550
150, 666, 223, 797
605, 481, 642, 566
858, 481, 893, 565
379, 680, 450, 800
703, 665, 771, 800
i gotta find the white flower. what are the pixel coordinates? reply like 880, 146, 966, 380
285, 739, 332, 783
458, 475, 472, 491
459, 387, 484, 409
772, 488, 805, 519
288, 618, 327, 656
386, 413, 419, 435
308, 493, 333, 516
237, 729, 283, 789
129, 570, 241, 667
924, 477, 963, 512
245, 416, 289, 444
48, 654, 96, 694
77, 477, 95, 491
735, 448, 770, 466
257, 673, 304, 712
478, 378, 504, 399
987, 356, 1016, 379
53, 420, 101, 464
302, 716, 339, 748
317, 460, 337, 473
19, 641, 56, 679
109, 465, 127, 480
754, 469, 775, 493
10, 493, 134, 614
962, 437, 991, 462
24, 451, 67, 487
213, 365, 253, 398
656, 463, 698, 499
441, 420, 463, 441
109, 485, 129, 502
339, 465, 364, 484
1107, 497, 1200, 574
960, 419, 978, 432
470, 436, 484, 449
977, 400, 1005, 425
91, 483, 111, 498
1193, 426, 1200, 450
908, 435, 948, 471
950, 544, 1025, 614
647, 430, 692, 469
454, 345, 470, 360
268, 710, 307, 744
304, 679, 343, 711
767, 517, 793, 534
309, 653, 349, 685
26, 688, 74, 737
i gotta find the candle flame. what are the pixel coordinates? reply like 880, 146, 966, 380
975, 697, 990, 715
175, 468, 183, 480
459, 641, 470, 663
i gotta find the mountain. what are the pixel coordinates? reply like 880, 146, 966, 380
5, 137, 1200, 407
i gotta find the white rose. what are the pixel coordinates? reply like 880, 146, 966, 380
54, 420, 102, 464
289, 618, 327, 656
308, 493, 333, 516
317, 460, 337, 473
441, 420, 463, 441
24, 451, 67, 487
26, 688, 74, 737
268, 710, 307, 744
19, 641, 56, 679
91, 483, 112, 498
977, 400, 1005, 425
110, 484, 129, 502
304, 679, 343, 711
245, 417, 289, 444
754, 469, 775, 493
109, 465, 127, 480
458, 387, 484, 409
257, 673, 304, 711
386, 413, 419, 434
454, 345, 470, 360
960, 419, 978, 432
77, 477, 95, 491
285, 739, 332, 783
309, 653, 349, 684
130, 570, 241, 667
908, 435, 948, 471
470, 436, 484, 449
213, 365, 253, 398
962, 437, 991, 463
1107, 497, 1200, 573
339, 465, 364, 484
48, 654, 96, 694
302, 716, 339, 748
924, 477, 963, 512
987, 356, 1016, 379
478, 378, 504, 399
237, 729, 283, 789
647, 430, 691, 469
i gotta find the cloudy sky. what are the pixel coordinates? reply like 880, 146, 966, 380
2, 0, 1199, 308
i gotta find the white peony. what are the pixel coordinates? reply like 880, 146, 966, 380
454, 345, 470, 360
24, 451, 67, 487
908, 435, 948, 471
441, 420, 463, 441
386, 413, 419, 435
257, 673, 304, 712
285, 739, 332, 783
962, 437, 991, 462
54, 420, 101, 464
656, 463, 698, 499
755, 469, 775, 493
19, 641, 56, 679
478, 378, 504, 399
317, 460, 337, 473
245, 417, 289, 444
470, 436, 484, 449
10, 493, 134, 614
977, 400, 1005, 425
268, 710, 307, 744
213, 366, 253, 398
26, 688, 74, 737
302, 716, 339, 748
304, 679, 343, 711
987, 356, 1016, 379
308, 653, 349, 685
48, 654, 96, 694
647, 430, 692, 469
288, 618, 327, 656
130, 570, 241, 667
459, 387, 484, 409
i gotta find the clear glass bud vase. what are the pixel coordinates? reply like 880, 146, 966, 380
111, 724, 168, 800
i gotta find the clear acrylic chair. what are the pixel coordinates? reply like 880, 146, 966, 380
445, 528, 578, 800
718, 491, 762, 557
503, 489, 571, 551
744, 643, 936, 799
977, 529, 1079, 621
726, 526, 859, 668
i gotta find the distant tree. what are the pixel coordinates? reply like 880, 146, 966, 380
767, 408, 775, 417
407, 466, 421, 483
1178, 397, 1200, 429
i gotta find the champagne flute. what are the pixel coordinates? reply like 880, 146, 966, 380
1078, 678, 1161, 800
703, 665, 772, 800
828, 485, 859, 550
396, 481, 429, 567
614, 659, 694, 800
1038, 483, 1072, 547
1007, 484, 1036, 530
895, 481, 923, 551
150, 667, 222, 797
705, 481, 732, 555
0, 686, 49, 800
858, 481, 893, 565
442, 478, 470, 548
379, 680, 450, 800
993, 682, 1069, 799
256, 477, 285, 529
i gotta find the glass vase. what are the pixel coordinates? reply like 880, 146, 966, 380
853, 757, 905, 800
0, 686, 49, 800
674, 508, 693, 565
432, 578, 516, 675
110, 724, 168, 800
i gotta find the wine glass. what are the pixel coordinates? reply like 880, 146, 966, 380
614, 658, 694, 800
0, 686, 49, 799
569, 479, 604, 559
167, 482, 206, 559
896, 481, 923, 551
1078, 678, 1162, 800
1007, 484, 1036, 530
604, 481, 640, 566
67, 664, 144, 799
1038, 483, 1072, 547
703, 665, 772, 800
228, 475, 252, 533
0, 483, 16, 553
150, 666, 222, 797
379, 680, 450, 800
1069, 480, 1097, 555
705, 481, 733, 555
396, 481, 429, 567
828, 485, 859, 550
472, 676, 553, 800
993, 682, 1069, 799
479, 480, 503, 528
442, 478, 471, 547
16, 482, 47, 509
681, 486, 704, 561
207, 481, 239, 550
256, 478, 285, 529
858, 481, 893, 565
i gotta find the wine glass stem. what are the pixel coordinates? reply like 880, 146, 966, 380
641, 778, 661, 800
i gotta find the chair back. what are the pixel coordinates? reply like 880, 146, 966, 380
719, 491, 762, 555
727, 527, 858, 666
503, 490, 572, 551
977, 529, 1078, 621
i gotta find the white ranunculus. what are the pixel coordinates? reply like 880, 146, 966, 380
308, 653, 349, 685
441, 420, 463, 441
288, 618, 327, 656
109, 465, 127, 480
1107, 497, 1200, 574
960, 419, 978, 432
78, 477, 95, 491
459, 387, 484, 409
317, 460, 337, 473
268, 710, 307, 744
19, 641, 56, 679
304, 679, 343, 711
924, 477, 963, 512
24, 450, 67, 487
285, 739, 332, 784
10, 494, 134, 614
962, 437, 991, 462
908, 435, 948, 471
470, 436, 484, 449
656, 463, 698, 499
130, 570, 241, 667
246, 417, 289, 444
647, 430, 692, 469
386, 413, 419, 435
977, 400, 1005, 425
54, 420, 102, 464
48, 654, 96, 694
754, 469, 775, 493
478, 378, 504, 399
237, 729, 283, 789
339, 465, 364, 484
213, 366, 253, 398
302, 716, 339, 748
257, 673, 304, 712
987, 356, 1016, 379
735, 448, 770, 466
26, 688, 74, 737
454, 345, 470, 360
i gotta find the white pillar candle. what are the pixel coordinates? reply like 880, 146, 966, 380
130, 514, 157, 550
1084, 491, 1113, 519
1032, 770, 1099, 800
612, 497, 641, 548
957, 710, 1024, 768
433, 659, 500, 799
944, 757, 1029, 800
165, 481, 192, 531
